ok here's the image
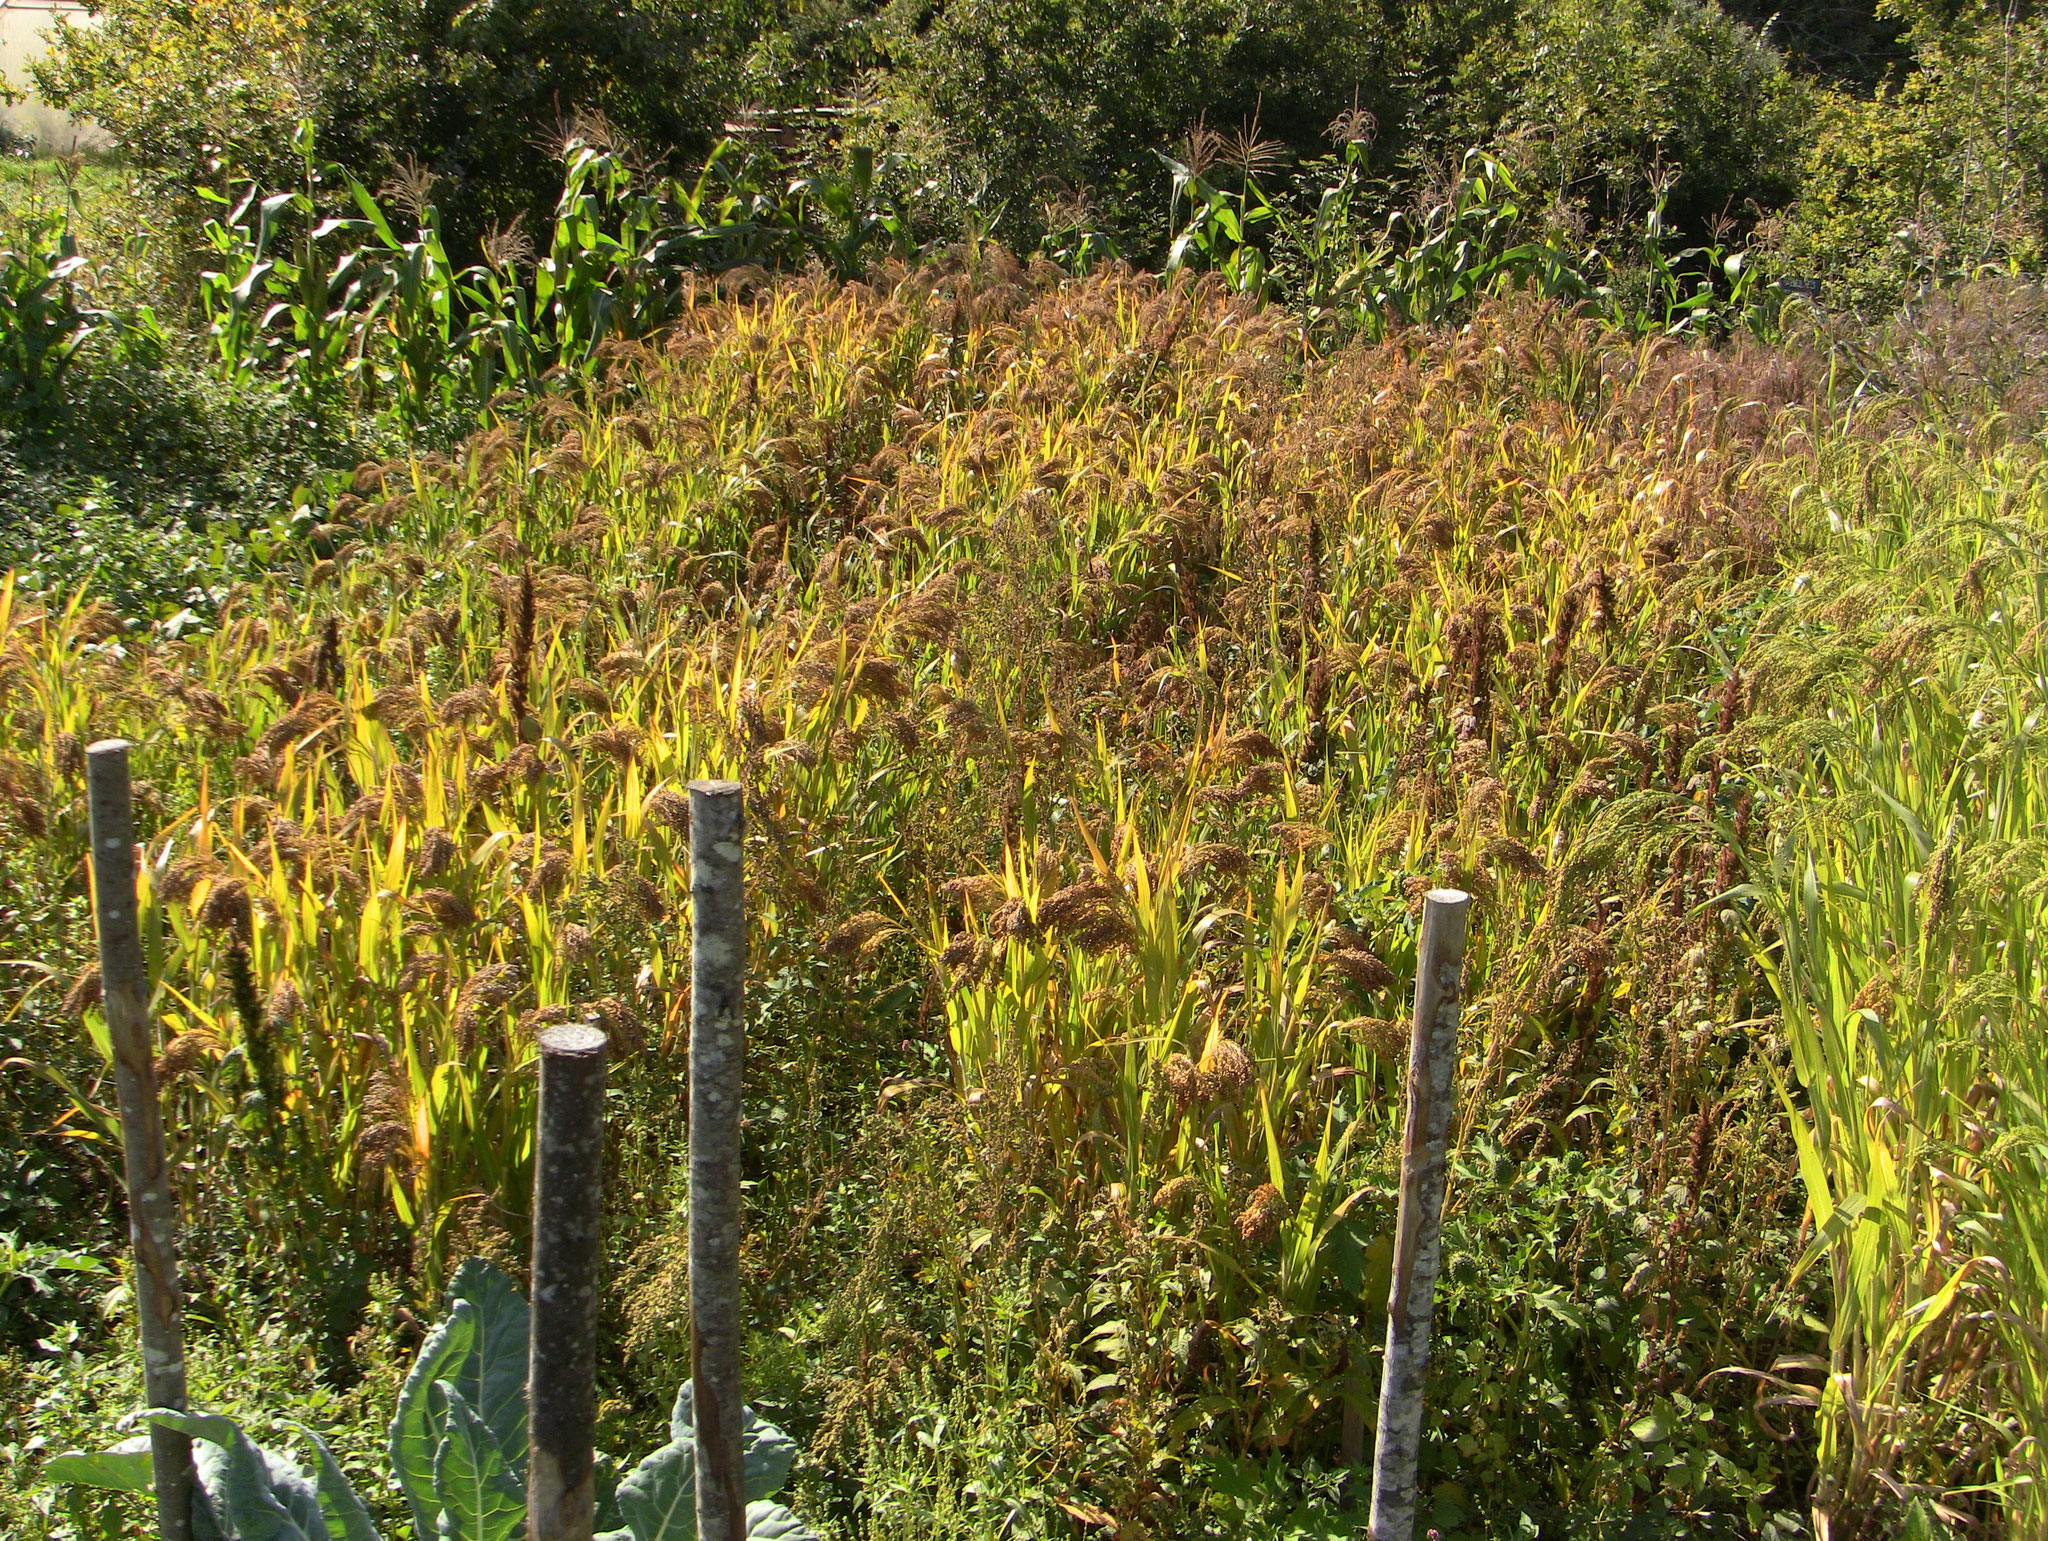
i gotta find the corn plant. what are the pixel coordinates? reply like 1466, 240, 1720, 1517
0, 202, 108, 414
1159, 151, 1280, 298
196, 122, 387, 413
787, 144, 924, 280
537, 137, 682, 371
183, 126, 935, 429
342, 180, 478, 421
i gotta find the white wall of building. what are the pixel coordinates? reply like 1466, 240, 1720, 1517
1, 0, 108, 150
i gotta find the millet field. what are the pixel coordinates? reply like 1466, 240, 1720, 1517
4, 250, 2048, 1536
3, 3, 2048, 1524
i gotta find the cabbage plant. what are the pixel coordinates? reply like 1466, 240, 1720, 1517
47, 1258, 814, 1541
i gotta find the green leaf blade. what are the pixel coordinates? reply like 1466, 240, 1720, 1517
745, 1502, 819, 1540
391, 1298, 480, 1536
44, 1438, 154, 1492
445, 1257, 531, 1463
616, 1438, 695, 1541
430, 1383, 525, 1541
149, 1410, 325, 1541
292, 1423, 383, 1541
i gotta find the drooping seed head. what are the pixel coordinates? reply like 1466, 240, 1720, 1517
1325, 948, 1396, 997
1234, 1183, 1289, 1245
412, 887, 477, 932
154, 1028, 220, 1083
62, 965, 102, 1019
1202, 1037, 1256, 1099
643, 788, 690, 834
415, 826, 458, 879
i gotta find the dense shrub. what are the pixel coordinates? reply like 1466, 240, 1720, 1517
1445, 0, 1810, 238
1721, 0, 1909, 86
886, 0, 1403, 253
33, 0, 415, 208
885, 0, 1814, 257
23, 0, 2048, 309
0, 326, 380, 619
32, 0, 758, 247
1765, 4, 2048, 309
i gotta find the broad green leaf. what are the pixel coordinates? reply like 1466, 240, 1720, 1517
739, 1416, 797, 1503
150, 1410, 326, 1541
616, 1438, 695, 1541
444, 1257, 531, 1462
745, 1502, 820, 1539
45, 1437, 153, 1491
193, 1484, 226, 1541
391, 1297, 479, 1536
430, 1383, 525, 1541
290, 1423, 383, 1541
593, 1450, 622, 1534
253, 1442, 330, 1541
668, 1383, 797, 1501
1629, 1409, 1670, 1445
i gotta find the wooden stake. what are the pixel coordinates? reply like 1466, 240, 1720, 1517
1369, 888, 1472, 1541
86, 739, 194, 1541
528, 1022, 608, 1541
688, 781, 746, 1541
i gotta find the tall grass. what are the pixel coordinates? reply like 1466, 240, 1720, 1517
1745, 438, 2048, 1533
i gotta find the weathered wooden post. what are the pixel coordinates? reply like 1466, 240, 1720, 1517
86, 739, 194, 1541
528, 1022, 609, 1541
688, 780, 747, 1541
1369, 888, 1472, 1541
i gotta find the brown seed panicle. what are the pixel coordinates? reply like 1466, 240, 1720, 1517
1234, 1183, 1289, 1245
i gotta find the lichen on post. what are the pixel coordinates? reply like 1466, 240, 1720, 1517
688, 779, 747, 1541
86, 738, 195, 1541
1369, 888, 1472, 1541
528, 1021, 609, 1541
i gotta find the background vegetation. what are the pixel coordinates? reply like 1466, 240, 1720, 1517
2, 0, 2047, 1537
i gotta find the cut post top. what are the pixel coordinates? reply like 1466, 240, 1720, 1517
87, 737, 135, 759
687, 779, 743, 798
1422, 888, 1472, 908
537, 1023, 608, 1058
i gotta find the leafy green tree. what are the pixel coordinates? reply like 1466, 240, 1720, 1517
1444, 0, 1810, 238
33, 0, 760, 249
1720, 0, 1912, 88
890, 0, 1401, 254
1767, 0, 2048, 307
